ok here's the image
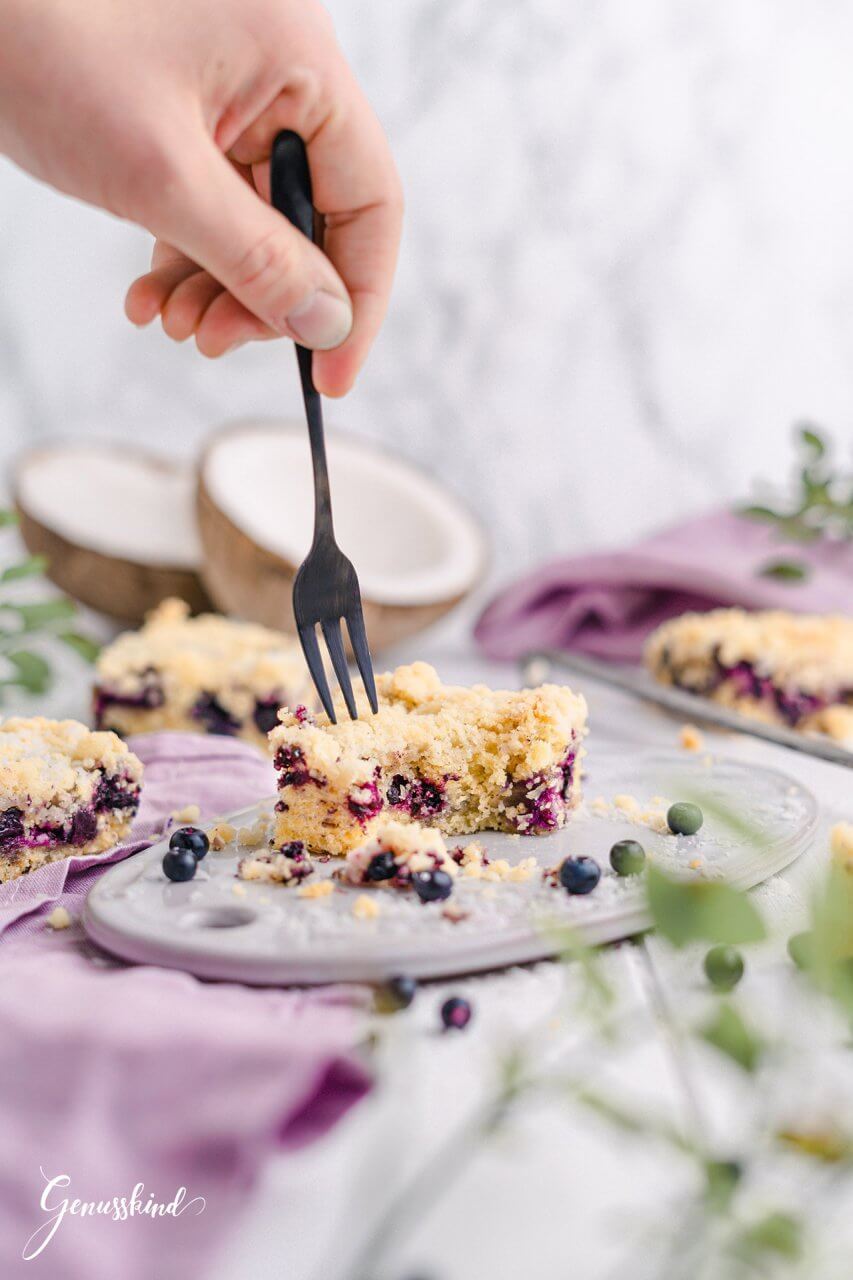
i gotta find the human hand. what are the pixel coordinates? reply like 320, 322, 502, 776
0, 0, 402, 394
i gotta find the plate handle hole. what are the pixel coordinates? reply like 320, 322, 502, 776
180, 906, 257, 930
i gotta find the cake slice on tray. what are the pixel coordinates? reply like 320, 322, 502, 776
269, 662, 587, 855
0, 718, 143, 883
93, 598, 314, 748
645, 609, 853, 741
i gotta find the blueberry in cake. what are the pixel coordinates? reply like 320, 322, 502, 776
93, 598, 314, 748
269, 662, 587, 855
0, 718, 143, 883
645, 609, 853, 740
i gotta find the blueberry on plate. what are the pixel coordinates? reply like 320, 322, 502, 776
559, 855, 601, 895
366, 851, 398, 882
787, 932, 815, 971
441, 996, 472, 1031
703, 944, 744, 991
169, 826, 210, 860
667, 802, 704, 837
413, 869, 453, 903
610, 839, 646, 877
375, 975, 418, 1014
162, 848, 198, 883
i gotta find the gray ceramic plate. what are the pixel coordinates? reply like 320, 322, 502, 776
83, 751, 817, 984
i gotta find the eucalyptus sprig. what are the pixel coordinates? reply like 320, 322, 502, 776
0, 508, 99, 700
739, 423, 853, 582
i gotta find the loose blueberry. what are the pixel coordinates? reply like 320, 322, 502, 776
559, 855, 601, 895
441, 996, 472, 1031
704, 945, 745, 991
413, 869, 454, 903
162, 848, 197, 882
366, 851, 398, 882
787, 931, 815, 970
169, 826, 210, 860
375, 975, 418, 1014
610, 839, 646, 877
667, 802, 704, 836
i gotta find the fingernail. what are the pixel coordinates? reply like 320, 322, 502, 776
285, 291, 352, 349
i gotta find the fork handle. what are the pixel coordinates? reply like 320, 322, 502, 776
270, 130, 333, 536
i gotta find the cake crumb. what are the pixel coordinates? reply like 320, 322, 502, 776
297, 879, 335, 900
353, 894, 380, 920
830, 822, 853, 869
688, 858, 703, 870
208, 821, 236, 850
237, 818, 269, 849
232, 883, 247, 897
442, 901, 470, 923
679, 724, 704, 752
172, 804, 201, 824
46, 906, 72, 931
614, 794, 639, 814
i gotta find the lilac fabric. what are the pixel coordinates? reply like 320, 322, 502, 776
0, 734, 371, 1280
475, 509, 853, 663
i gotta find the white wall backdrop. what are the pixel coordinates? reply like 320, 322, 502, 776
2, 0, 853, 581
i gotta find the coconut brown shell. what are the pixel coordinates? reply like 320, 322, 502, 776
196, 424, 484, 653
14, 447, 211, 624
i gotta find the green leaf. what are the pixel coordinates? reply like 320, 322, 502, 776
3, 650, 51, 693
0, 555, 48, 582
738, 504, 784, 522
736, 1211, 803, 1261
759, 559, 810, 583
646, 865, 766, 948
701, 1002, 763, 1072
799, 425, 827, 458
704, 1159, 742, 1213
5, 599, 77, 630
57, 631, 101, 663
0, 509, 18, 527
776, 1126, 851, 1163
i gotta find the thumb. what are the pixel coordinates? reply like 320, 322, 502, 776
155, 137, 353, 350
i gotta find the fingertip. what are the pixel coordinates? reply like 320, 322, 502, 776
312, 349, 358, 398
124, 279, 159, 326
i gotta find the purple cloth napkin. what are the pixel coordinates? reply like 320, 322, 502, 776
475, 509, 853, 663
0, 734, 371, 1280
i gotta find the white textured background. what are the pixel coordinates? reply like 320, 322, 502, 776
2, 0, 853, 581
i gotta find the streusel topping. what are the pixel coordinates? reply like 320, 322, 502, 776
272, 661, 587, 788
0, 717, 141, 806
646, 609, 853, 693
97, 597, 310, 698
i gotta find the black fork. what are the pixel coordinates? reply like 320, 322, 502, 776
270, 130, 378, 724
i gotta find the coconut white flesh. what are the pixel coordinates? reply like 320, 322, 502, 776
16, 445, 201, 569
202, 422, 485, 607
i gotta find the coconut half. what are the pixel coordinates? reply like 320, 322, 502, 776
15, 442, 211, 623
197, 420, 487, 650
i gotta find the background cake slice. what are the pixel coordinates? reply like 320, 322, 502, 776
93, 598, 314, 748
0, 718, 143, 883
269, 662, 587, 855
645, 608, 853, 740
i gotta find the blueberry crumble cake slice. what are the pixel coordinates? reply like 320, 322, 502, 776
0, 718, 143, 883
269, 662, 587, 855
646, 609, 853, 741
94, 598, 314, 748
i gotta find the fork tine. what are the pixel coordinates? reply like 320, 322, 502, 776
345, 605, 379, 714
298, 623, 337, 724
322, 618, 357, 720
